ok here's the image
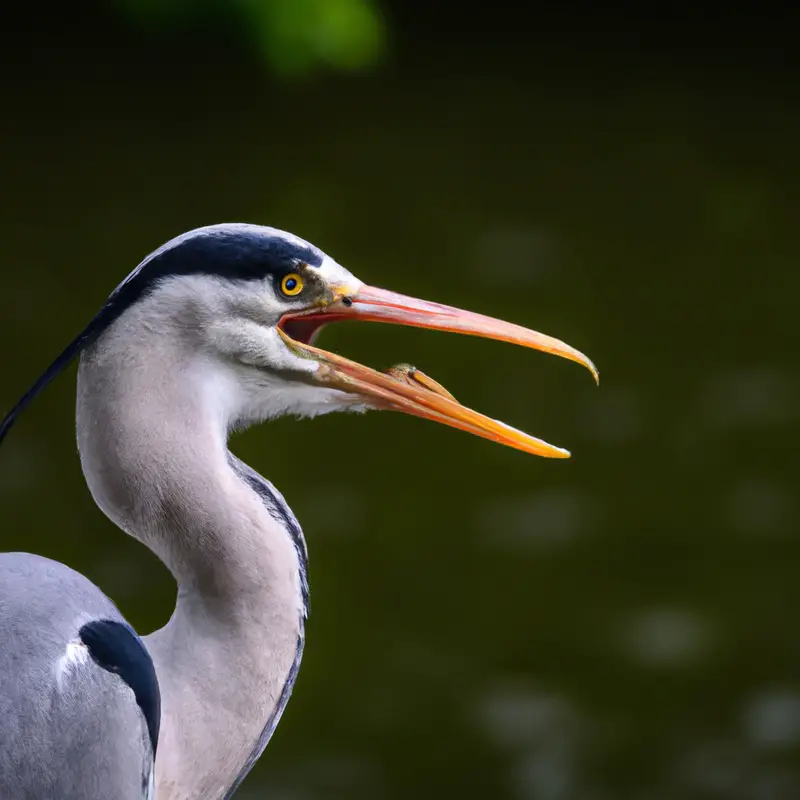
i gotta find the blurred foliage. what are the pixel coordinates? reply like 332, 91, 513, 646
110, 0, 385, 75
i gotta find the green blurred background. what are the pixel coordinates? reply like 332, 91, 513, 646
2, 4, 799, 798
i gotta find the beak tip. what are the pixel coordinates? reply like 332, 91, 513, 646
538, 444, 571, 459
575, 353, 600, 385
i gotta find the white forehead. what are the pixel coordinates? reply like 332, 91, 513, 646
315, 254, 362, 290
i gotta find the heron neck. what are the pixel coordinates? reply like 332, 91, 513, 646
76, 339, 306, 800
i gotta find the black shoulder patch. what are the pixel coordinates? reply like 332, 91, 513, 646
79, 619, 161, 756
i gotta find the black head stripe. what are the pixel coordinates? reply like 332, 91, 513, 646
113, 224, 324, 303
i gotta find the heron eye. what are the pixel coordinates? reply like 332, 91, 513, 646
281, 273, 304, 297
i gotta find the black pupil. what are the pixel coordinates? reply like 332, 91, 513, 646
285, 278, 297, 291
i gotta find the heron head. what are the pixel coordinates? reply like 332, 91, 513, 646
141, 224, 594, 458
0, 224, 597, 457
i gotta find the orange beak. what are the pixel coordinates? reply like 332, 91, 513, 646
279, 285, 598, 458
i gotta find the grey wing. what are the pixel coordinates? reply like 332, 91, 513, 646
0, 552, 159, 799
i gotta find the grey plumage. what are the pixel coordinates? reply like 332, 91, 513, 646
0, 553, 155, 799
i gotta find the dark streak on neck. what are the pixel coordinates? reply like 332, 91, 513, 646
223, 451, 309, 797
221, 635, 305, 800
226, 452, 309, 617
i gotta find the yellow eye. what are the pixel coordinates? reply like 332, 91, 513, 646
280, 273, 304, 297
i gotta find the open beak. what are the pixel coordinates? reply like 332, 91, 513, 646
279, 285, 598, 458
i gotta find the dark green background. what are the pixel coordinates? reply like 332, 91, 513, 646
1, 5, 799, 798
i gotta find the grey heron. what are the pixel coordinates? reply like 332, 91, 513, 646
0, 223, 597, 799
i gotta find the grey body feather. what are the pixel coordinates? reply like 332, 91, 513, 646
0, 553, 154, 799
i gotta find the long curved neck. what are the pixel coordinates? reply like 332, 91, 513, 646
76, 325, 307, 800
